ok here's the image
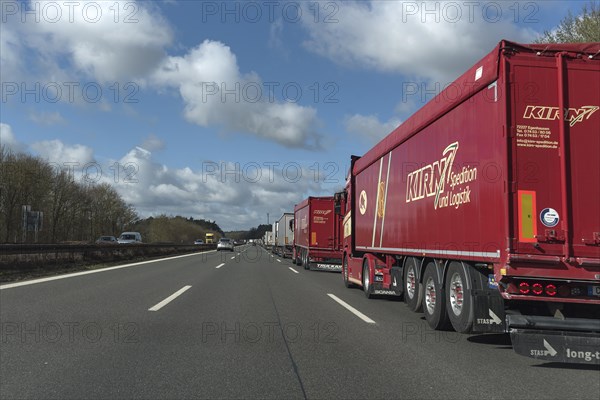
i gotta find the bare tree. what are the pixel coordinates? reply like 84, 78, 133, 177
0, 149, 52, 242
1, 147, 140, 243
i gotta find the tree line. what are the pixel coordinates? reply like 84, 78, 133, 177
0, 147, 138, 243
0, 147, 228, 244
226, 224, 272, 241
131, 216, 223, 244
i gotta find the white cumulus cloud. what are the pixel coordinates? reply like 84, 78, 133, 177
345, 114, 402, 143
30, 139, 95, 165
12, 0, 174, 83
302, 1, 536, 82
106, 147, 328, 230
0, 123, 25, 153
152, 40, 323, 149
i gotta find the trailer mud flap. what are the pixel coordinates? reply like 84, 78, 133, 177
472, 290, 506, 333
390, 267, 404, 296
510, 329, 600, 365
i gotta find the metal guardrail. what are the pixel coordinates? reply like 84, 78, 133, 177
0, 243, 217, 269
0, 243, 216, 255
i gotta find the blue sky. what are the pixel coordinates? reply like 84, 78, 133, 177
0, 0, 587, 230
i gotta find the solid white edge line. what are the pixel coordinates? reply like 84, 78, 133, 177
148, 285, 192, 311
289, 267, 299, 274
0, 250, 217, 290
215, 263, 225, 269
327, 293, 376, 324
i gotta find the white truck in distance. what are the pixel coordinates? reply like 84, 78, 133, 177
275, 213, 294, 258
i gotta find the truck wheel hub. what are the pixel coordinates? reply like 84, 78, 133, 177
449, 273, 464, 316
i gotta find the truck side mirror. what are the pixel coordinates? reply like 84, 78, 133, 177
334, 192, 342, 215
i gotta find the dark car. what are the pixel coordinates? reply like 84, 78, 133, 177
95, 236, 118, 244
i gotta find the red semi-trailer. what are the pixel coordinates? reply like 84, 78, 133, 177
337, 40, 600, 364
293, 197, 344, 271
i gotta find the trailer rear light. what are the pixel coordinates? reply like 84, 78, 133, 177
519, 282, 530, 294
545, 284, 557, 296
558, 285, 570, 297
513, 280, 593, 298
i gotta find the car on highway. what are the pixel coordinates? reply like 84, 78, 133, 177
117, 232, 142, 244
194, 239, 204, 245
217, 238, 235, 251
95, 236, 118, 244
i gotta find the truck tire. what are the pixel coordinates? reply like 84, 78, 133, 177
362, 259, 374, 299
342, 256, 354, 288
295, 250, 301, 267
303, 250, 310, 270
404, 257, 423, 312
422, 262, 451, 330
445, 261, 474, 333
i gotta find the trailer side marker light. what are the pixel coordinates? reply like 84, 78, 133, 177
500, 268, 507, 276
518, 190, 537, 243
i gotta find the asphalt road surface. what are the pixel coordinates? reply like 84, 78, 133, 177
1, 245, 599, 399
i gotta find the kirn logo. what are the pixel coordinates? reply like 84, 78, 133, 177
405, 141, 478, 210
313, 210, 332, 215
406, 142, 459, 208
523, 105, 599, 127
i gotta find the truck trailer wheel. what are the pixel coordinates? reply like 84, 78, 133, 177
445, 262, 474, 333
303, 250, 310, 270
362, 259, 374, 299
342, 256, 354, 288
422, 262, 451, 330
293, 249, 300, 265
404, 257, 423, 312
296, 250, 302, 268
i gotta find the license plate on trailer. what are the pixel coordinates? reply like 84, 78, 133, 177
589, 286, 600, 297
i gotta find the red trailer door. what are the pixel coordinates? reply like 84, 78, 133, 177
510, 52, 600, 264
310, 198, 336, 250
